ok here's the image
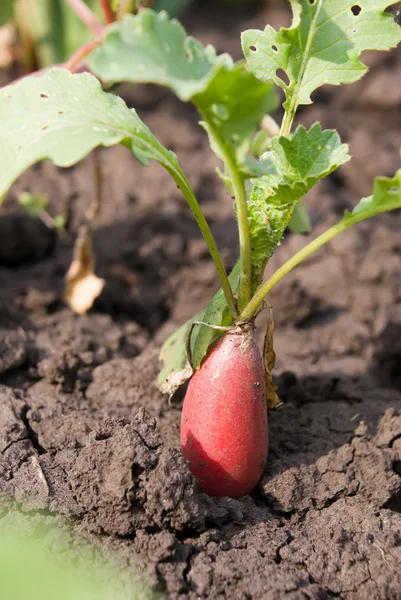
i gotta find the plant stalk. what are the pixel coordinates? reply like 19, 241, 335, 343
99, 0, 114, 24
64, 0, 103, 35
64, 38, 102, 72
204, 122, 252, 312
279, 0, 324, 137
173, 174, 238, 320
117, 0, 135, 19
239, 206, 390, 321
195, 114, 252, 314
229, 164, 252, 312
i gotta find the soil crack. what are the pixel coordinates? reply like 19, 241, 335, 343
20, 406, 47, 455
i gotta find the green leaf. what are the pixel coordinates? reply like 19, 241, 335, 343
88, 10, 277, 164
0, 520, 151, 600
157, 263, 240, 393
0, 68, 192, 201
194, 62, 277, 164
248, 123, 349, 282
242, 0, 401, 114
0, 0, 14, 26
191, 262, 241, 370
288, 200, 311, 233
346, 169, 401, 219
240, 168, 401, 322
157, 308, 205, 395
88, 10, 232, 100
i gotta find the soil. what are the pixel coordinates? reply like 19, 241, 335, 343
1, 2, 401, 599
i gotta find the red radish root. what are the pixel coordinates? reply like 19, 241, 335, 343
181, 325, 268, 497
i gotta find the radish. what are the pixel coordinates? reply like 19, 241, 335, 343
180, 325, 268, 497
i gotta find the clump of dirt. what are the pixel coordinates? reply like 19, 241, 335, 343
1, 1, 401, 598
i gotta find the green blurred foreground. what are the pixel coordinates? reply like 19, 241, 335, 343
0, 517, 153, 600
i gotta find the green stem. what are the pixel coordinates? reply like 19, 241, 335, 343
279, 0, 324, 137
239, 205, 388, 321
229, 162, 252, 312
279, 109, 294, 138
64, 37, 102, 72
172, 171, 238, 320
201, 119, 252, 312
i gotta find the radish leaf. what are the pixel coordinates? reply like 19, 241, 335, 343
346, 170, 401, 220
89, 10, 232, 100
194, 62, 277, 164
0, 68, 194, 200
88, 10, 277, 165
191, 261, 241, 369
158, 262, 240, 393
242, 0, 401, 118
248, 123, 349, 283
288, 200, 311, 233
158, 308, 205, 397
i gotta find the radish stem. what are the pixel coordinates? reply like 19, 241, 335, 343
64, 0, 103, 35
230, 164, 252, 312
202, 119, 252, 312
99, 0, 114, 24
240, 202, 399, 321
279, 0, 324, 137
64, 38, 102, 72
174, 176, 238, 320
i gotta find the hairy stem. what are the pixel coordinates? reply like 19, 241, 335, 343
64, 0, 103, 35
239, 205, 391, 321
99, 0, 114, 24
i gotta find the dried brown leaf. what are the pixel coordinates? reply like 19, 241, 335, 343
263, 304, 282, 411
64, 226, 105, 315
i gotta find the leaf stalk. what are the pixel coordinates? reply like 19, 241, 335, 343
202, 120, 252, 313
99, 0, 115, 24
174, 175, 238, 320
64, 38, 103, 72
279, 0, 324, 137
64, 0, 103, 35
239, 202, 400, 321
228, 162, 252, 312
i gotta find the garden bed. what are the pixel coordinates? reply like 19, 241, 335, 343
1, 2, 401, 598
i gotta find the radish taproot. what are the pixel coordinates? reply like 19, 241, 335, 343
180, 324, 268, 497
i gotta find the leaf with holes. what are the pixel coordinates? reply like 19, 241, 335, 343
248, 123, 349, 284
0, 68, 194, 201
88, 9, 277, 165
242, 0, 401, 117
